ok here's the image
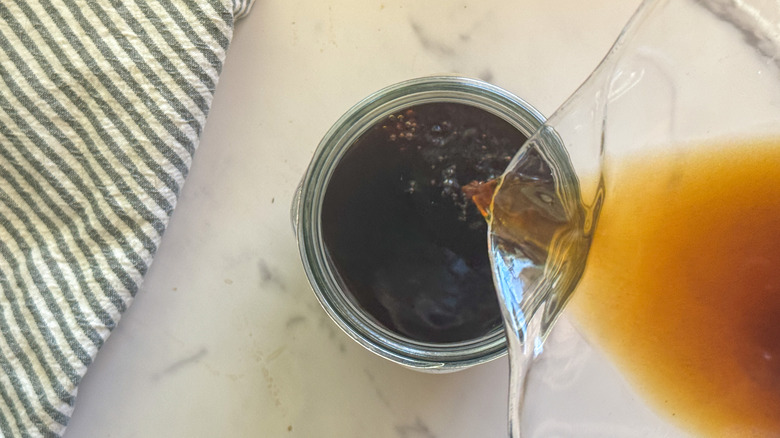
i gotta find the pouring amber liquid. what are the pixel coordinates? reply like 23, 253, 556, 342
479, 0, 780, 434
477, 137, 780, 436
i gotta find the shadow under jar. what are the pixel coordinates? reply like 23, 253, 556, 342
293, 77, 545, 372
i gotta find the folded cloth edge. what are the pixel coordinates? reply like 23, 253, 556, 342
234, 0, 256, 22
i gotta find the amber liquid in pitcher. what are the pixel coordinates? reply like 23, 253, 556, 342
571, 139, 780, 436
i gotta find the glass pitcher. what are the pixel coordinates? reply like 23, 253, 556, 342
487, 0, 780, 436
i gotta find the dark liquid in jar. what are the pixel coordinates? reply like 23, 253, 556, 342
321, 102, 528, 343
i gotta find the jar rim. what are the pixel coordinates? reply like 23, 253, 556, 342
294, 76, 545, 372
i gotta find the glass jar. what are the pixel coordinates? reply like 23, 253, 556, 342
292, 76, 545, 372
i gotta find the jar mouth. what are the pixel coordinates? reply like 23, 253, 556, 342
294, 76, 545, 372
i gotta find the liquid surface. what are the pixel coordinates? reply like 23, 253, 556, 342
572, 139, 780, 436
321, 102, 528, 343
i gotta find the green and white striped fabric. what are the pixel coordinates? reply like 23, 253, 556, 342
0, 0, 253, 435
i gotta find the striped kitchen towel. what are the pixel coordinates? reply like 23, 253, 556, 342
0, 0, 253, 436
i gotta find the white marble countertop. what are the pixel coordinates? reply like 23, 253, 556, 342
64, 0, 641, 436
